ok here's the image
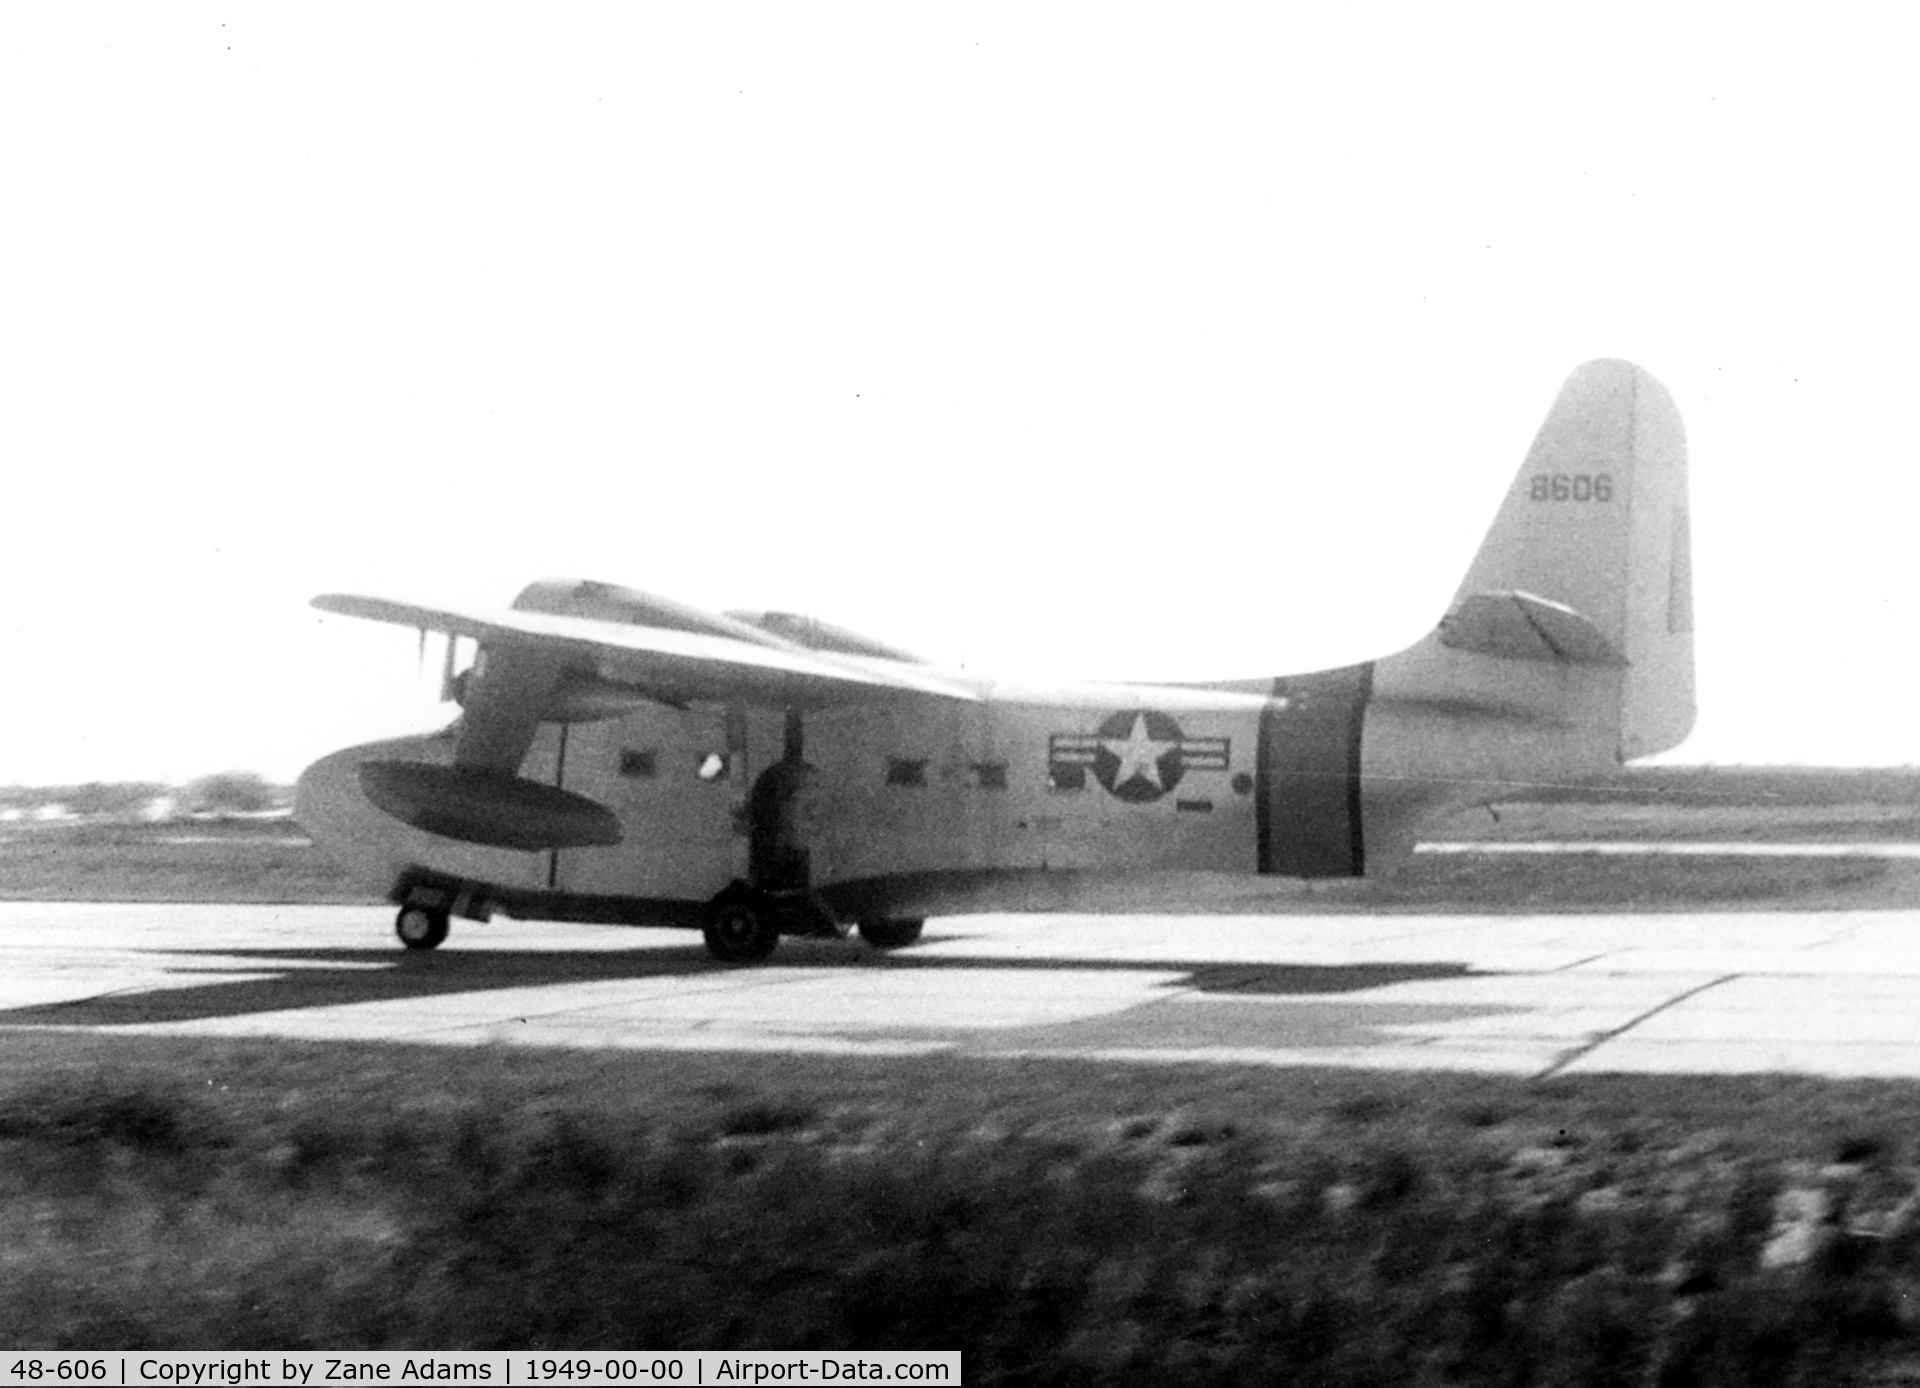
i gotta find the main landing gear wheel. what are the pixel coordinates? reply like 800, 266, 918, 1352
703, 890, 781, 965
395, 905, 450, 951
857, 918, 925, 951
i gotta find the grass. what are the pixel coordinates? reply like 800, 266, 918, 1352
1513, 764, 1920, 808
4, 805, 1916, 915
7, 1034, 1920, 1380
0, 763, 1914, 913
0, 820, 375, 904
1433, 797, 1920, 845
1365, 850, 1902, 912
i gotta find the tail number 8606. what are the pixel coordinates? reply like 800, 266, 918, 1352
1529, 473, 1613, 502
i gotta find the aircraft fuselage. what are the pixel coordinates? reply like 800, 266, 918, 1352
296, 359, 1693, 957
296, 659, 1453, 930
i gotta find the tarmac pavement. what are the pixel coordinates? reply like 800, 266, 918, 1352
3, 901, 1919, 1078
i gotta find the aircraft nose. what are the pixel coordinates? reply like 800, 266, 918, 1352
294, 743, 368, 843
294, 736, 442, 894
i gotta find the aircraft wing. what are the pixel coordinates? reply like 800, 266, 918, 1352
313, 594, 981, 706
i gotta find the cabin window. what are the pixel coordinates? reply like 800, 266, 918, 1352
697, 752, 730, 782
1049, 765, 1085, 792
619, 749, 658, 779
972, 761, 1008, 790
886, 758, 928, 787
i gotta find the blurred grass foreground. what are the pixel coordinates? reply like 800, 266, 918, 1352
7, 1040, 1920, 1383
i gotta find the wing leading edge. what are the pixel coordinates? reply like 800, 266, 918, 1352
313, 593, 980, 708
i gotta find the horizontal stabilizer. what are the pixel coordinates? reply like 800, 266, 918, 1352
1438, 590, 1626, 666
358, 760, 624, 852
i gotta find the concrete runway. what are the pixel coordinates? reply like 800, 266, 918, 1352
3, 901, 1920, 1078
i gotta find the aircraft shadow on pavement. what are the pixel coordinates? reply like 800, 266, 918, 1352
0, 940, 1484, 1028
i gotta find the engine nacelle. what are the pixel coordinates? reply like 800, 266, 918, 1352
452, 663, 655, 725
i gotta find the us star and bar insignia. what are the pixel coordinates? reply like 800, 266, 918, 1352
1049, 709, 1230, 802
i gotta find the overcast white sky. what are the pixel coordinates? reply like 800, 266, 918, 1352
2, 5, 1916, 784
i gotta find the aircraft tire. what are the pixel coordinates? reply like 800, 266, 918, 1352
857, 918, 925, 950
396, 905, 450, 950
703, 892, 780, 965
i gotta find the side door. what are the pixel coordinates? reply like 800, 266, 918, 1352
551, 702, 757, 903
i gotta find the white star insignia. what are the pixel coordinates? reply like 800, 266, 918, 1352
1103, 713, 1177, 791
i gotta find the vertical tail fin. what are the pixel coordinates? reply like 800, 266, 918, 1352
1374, 359, 1694, 764
1433, 358, 1693, 758
1274, 360, 1693, 878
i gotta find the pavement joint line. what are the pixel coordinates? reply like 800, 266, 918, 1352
384, 967, 832, 1040
1552, 952, 1616, 973
1531, 972, 1742, 1081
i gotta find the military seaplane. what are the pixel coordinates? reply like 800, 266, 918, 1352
297, 359, 1694, 963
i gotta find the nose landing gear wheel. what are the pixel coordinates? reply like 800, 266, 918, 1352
396, 905, 450, 950
703, 890, 781, 964
857, 918, 924, 950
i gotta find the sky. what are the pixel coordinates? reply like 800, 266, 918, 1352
2, 5, 1918, 784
